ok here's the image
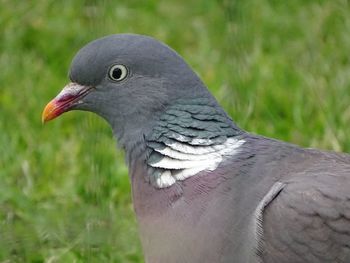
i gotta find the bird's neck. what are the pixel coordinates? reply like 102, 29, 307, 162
113, 97, 245, 189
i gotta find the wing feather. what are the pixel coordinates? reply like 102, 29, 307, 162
261, 170, 350, 263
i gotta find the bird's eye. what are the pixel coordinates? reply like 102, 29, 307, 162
108, 64, 128, 81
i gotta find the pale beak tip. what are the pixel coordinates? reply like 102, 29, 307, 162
41, 100, 56, 124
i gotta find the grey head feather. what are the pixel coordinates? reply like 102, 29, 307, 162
68, 34, 241, 161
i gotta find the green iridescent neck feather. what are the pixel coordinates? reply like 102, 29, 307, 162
144, 98, 245, 188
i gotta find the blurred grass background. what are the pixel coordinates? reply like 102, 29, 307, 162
1, 0, 350, 262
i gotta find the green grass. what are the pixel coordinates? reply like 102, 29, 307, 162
1, 0, 350, 262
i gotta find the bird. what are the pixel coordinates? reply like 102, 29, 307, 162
42, 34, 350, 263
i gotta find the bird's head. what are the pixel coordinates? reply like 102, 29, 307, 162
42, 34, 214, 144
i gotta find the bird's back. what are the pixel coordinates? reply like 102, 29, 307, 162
261, 147, 350, 263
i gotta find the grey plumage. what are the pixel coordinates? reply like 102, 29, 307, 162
43, 34, 350, 263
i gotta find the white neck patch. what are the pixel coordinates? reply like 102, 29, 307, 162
147, 137, 245, 188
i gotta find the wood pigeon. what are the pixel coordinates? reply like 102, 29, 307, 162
42, 34, 350, 263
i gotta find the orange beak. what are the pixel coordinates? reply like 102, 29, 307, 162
42, 99, 61, 123
42, 83, 93, 123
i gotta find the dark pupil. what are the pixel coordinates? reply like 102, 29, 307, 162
112, 68, 122, 79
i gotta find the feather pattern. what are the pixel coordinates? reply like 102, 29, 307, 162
145, 98, 244, 188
